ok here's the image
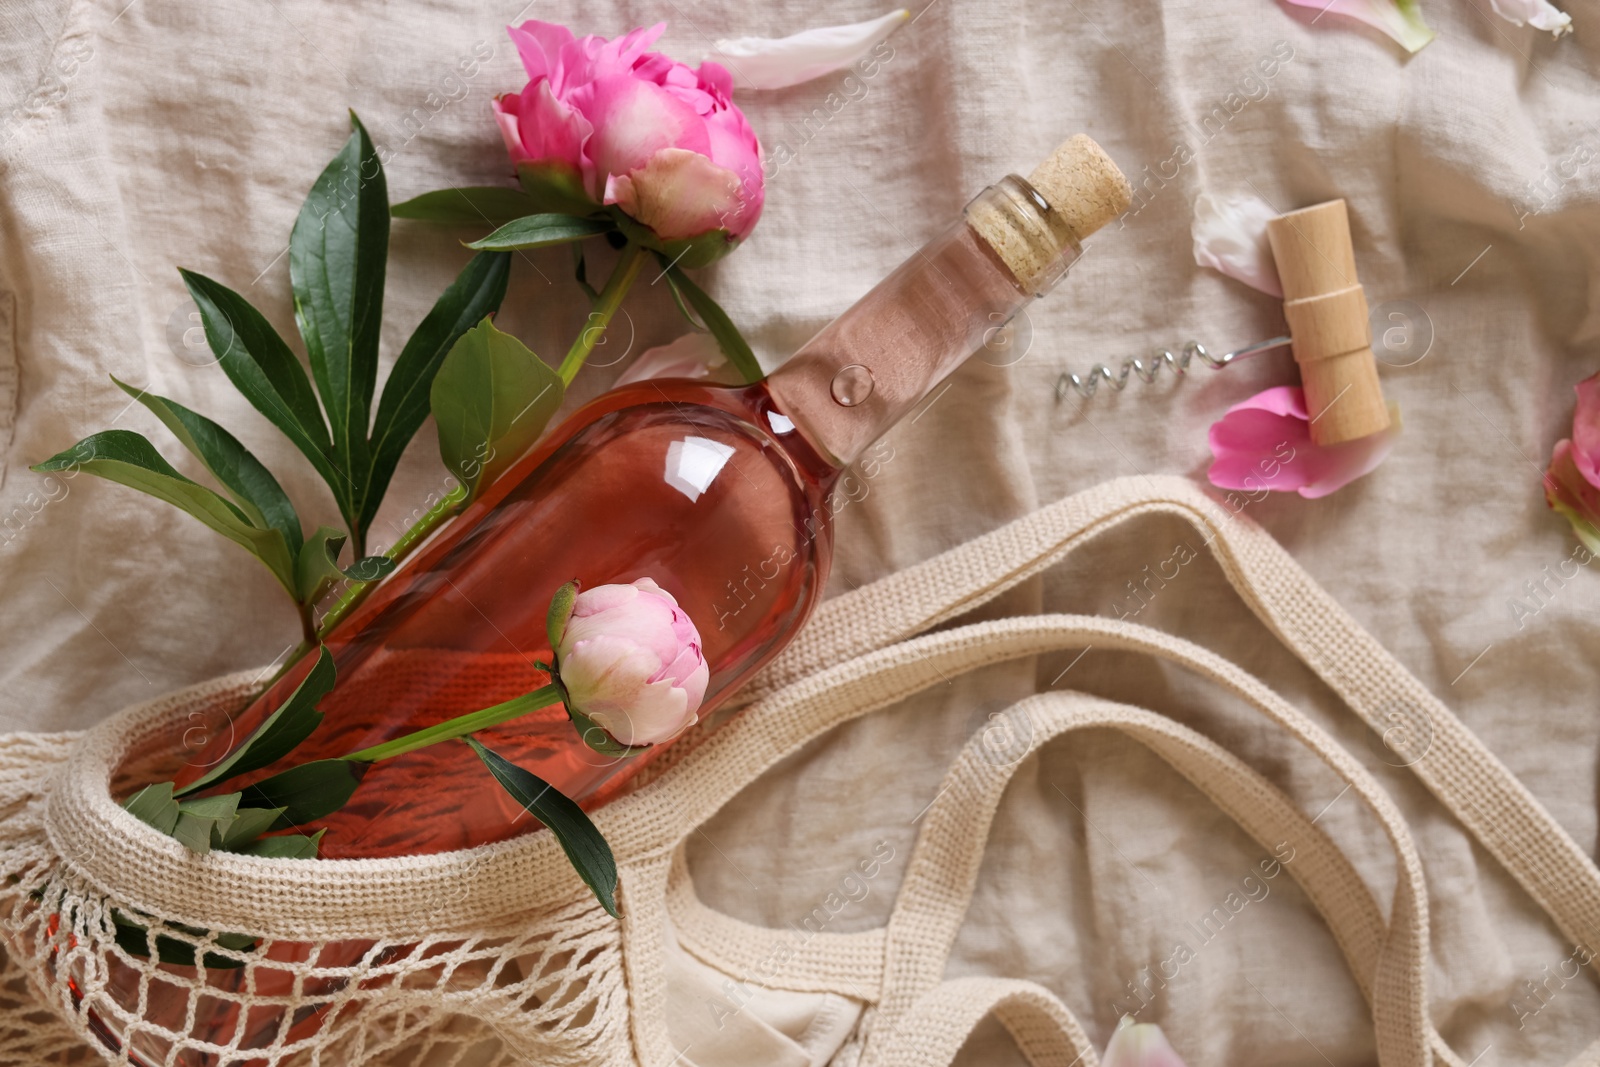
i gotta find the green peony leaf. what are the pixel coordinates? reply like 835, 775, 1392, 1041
111, 377, 303, 559
363, 250, 512, 531
123, 781, 180, 835
31, 430, 298, 594
612, 210, 736, 270
290, 112, 389, 530
176, 646, 337, 797
659, 262, 764, 384
178, 268, 345, 514
429, 318, 564, 504
295, 527, 395, 604
215, 805, 286, 851
465, 214, 614, 252
239, 829, 326, 859
391, 186, 541, 224
465, 737, 618, 916
239, 759, 365, 828
171, 793, 241, 855
571, 245, 601, 304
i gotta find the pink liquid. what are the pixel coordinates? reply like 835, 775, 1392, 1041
178, 377, 838, 857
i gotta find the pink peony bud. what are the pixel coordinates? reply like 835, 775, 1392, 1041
493, 20, 764, 257
1207, 385, 1399, 500
1100, 1017, 1191, 1067
550, 578, 709, 747
1544, 370, 1600, 552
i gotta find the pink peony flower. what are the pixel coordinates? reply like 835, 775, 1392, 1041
550, 577, 710, 747
1101, 1017, 1191, 1067
1207, 385, 1399, 499
1544, 370, 1600, 552
493, 21, 764, 256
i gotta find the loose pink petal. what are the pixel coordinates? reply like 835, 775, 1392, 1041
1219, 384, 1309, 421
1207, 387, 1399, 498
1284, 0, 1437, 53
1298, 423, 1400, 498
1569, 371, 1600, 490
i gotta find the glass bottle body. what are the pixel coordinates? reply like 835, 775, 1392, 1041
179, 378, 839, 858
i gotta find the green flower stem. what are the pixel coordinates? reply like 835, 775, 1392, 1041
315, 482, 469, 641
251, 639, 313, 703
239, 484, 470, 704
556, 242, 647, 385
343, 683, 563, 763
296, 603, 318, 646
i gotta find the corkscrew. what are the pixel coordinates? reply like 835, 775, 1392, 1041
1056, 199, 1392, 449
1055, 335, 1292, 400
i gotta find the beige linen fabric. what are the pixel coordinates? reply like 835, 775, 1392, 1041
2, 476, 1598, 1067
1, 0, 1598, 1063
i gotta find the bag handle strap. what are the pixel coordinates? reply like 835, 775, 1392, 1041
865, 976, 1099, 1067
741, 475, 1600, 967
864, 688, 1443, 1067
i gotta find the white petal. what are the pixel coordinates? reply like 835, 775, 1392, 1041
706, 9, 910, 92
1489, 0, 1573, 34
1101, 1017, 1192, 1067
615, 332, 739, 386
1191, 192, 1283, 298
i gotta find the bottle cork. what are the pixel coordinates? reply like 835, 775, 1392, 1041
1265, 200, 1391, 447
1027, 134, 1133, 241
966, 134, 1132, 293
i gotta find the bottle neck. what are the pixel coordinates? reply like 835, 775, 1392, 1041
765, 175, 1082, 468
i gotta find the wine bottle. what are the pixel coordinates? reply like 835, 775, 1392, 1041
176, 135, 1132, 860
70, 135, 1131, 1067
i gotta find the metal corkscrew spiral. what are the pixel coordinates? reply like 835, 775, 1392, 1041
1055, 335, 1292, 400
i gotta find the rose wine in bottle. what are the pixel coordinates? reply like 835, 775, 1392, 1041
178, 135, 1132, 859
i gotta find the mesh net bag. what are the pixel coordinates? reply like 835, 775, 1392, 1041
0, 674, 633, 1067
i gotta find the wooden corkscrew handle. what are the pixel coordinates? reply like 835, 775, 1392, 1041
1266, 199, 1391, 447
